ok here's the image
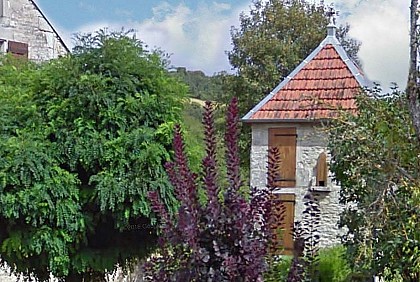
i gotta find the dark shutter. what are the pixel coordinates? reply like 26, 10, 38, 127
8, 41, 28, 59
268, 127, 297, 187
316, 152, 328, 186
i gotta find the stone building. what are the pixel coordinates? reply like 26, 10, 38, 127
242, 21, 369, 254
0, 0, 68, 61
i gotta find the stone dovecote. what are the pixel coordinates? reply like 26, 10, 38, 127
242, 21, 370, 251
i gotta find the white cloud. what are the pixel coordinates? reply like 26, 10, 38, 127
72, 1, 243, 75
326, 0, 410, 90
69, 0, 411, 91
135, 2, 241, 74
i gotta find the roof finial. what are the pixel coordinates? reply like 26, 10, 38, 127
326, 4, 339, 37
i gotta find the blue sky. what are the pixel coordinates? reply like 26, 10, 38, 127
34, 0, 410, 90
36, 1, 244, 30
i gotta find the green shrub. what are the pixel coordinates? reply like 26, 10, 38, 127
318, 245, 351, 282
264, 256, 292, 282
380, 267, 403, 282
265, 246, 352, 281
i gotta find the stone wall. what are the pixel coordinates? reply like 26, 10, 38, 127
250, 122, 343, 248
0, 0, 68, 61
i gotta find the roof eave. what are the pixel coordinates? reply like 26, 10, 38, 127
241, 118, 330, 124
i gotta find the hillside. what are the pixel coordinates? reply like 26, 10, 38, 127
170, 67, 224, 102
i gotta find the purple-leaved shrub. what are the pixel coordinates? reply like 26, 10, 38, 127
143, 98, 281, 281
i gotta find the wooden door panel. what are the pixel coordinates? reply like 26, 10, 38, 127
271, 193, 295, 255
268, 128, 297, 187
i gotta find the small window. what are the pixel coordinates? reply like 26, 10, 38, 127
0, 0, 3, 17
316, 152, 328, 186
8, 41, 29, 59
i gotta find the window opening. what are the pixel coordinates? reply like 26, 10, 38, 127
316, 152, 328, 187
8, 41, 28, 59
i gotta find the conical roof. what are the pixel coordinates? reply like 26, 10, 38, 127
242, 24, 370, 122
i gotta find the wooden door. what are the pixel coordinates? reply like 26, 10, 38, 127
271, 193, 295, 255
268, 128, 297, 187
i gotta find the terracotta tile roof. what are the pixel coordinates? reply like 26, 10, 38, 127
242, 27, 370, 122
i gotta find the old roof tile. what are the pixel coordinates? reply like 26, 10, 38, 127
242, 31, 369, 122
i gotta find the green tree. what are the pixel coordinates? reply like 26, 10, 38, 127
171, 67, 224, 101
0, 31, 187, 281
328, 90, 420, 281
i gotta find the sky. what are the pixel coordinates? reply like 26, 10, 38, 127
35, 0, 411, 91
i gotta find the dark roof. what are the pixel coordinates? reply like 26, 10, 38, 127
242, 25, 370, 122
30, 0, 70, 53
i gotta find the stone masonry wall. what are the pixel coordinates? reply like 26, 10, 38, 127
250, 123, 343, 248
0, 0, 68, 61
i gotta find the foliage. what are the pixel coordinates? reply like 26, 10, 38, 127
336, 23, 362, 67
144, 98, 281, 281
265, 245, 350, 282
173, 66, 229, 183
0, 55, 84, 279
328, 89, 420, 281
181, 101, 206, 174
220, 0, 361, 171
318, 246, 351, 282
382, 267, 404, 282
0, 30, 187, 280
171, 67, 223, 101
264, 256, 292, 282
